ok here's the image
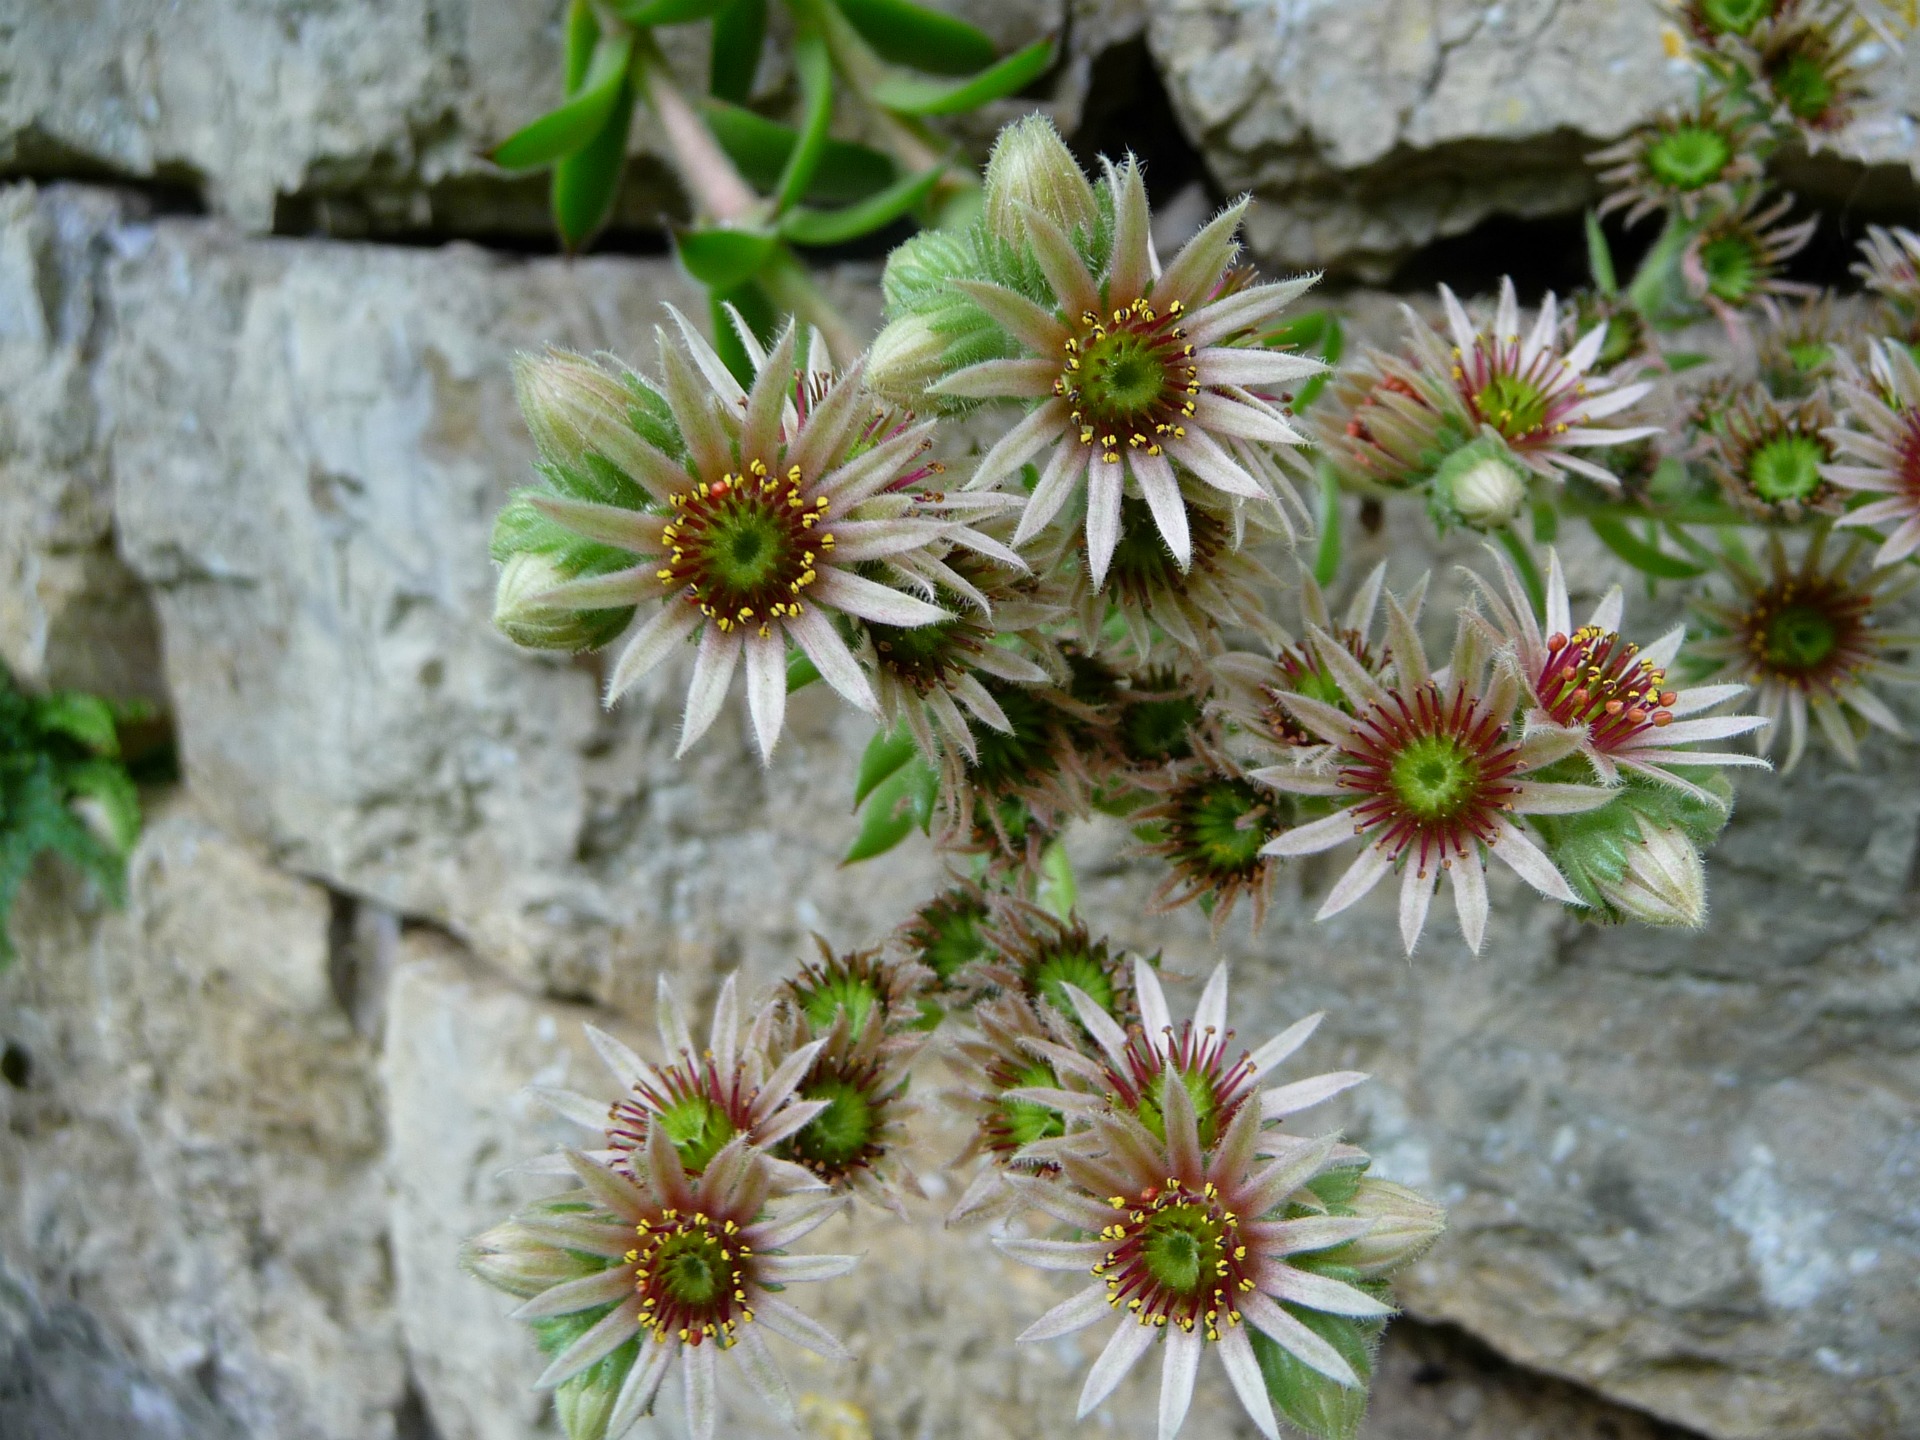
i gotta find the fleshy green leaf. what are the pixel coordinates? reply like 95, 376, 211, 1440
844, 766, 920, 862
64, 759, 141, 855
1251, 1310, 1377, 1440
709, 281, 776, 388
832, 0, 997, 76
563, 0, 599, 93
490, 30, 635, 171
701, 101, 896, 204
773, 26, 835, 213
870, 38, 1053, 116
709, 0, 768, 102
1496, 528, 1548, 615
786, 651, 821, 693
1586, 210, 1619, 296
607, 0, 734, 24
551, 81, 637, 251
777, 162, 945, 246
1037, 840, 1077, 920
676, 226, 779, 288
1588, 516, 1708, 579
1293, 315, 1341, 409
854, 726, 918, 808
1312, 464, 1342, 588
33, 693, 119, 757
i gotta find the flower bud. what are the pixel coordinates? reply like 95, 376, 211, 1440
492, 551, 634, 652
983, 115, 1099, 248
866, 314, 951, 409
1596, 814, 1708, 928
1434, 435, 1529, 529
512, 349, 661, 480
1341, 1177, 1447, 1278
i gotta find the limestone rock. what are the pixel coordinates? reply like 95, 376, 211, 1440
0, 797, 405, 1439
1150, 0, 1920, 279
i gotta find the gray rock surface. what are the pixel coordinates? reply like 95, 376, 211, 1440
1150, 0, 1920, 278
0, 798, 405, 1439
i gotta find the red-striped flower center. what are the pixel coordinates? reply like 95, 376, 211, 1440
657, 459, 835, 637
608, 1055, 758, 1179
1538, 626, 1677, 751
1338, 683, 1524, 875
627, 1209, 754, 1349
1095, 1181, 1253, 1340
1055, 299, 1199, 466
1740, 573, 1875, 695
1105, 1022, 1257, 1150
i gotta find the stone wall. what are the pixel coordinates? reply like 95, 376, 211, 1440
1, 6, 1917, 1440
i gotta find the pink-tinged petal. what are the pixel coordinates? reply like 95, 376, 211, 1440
1823, 468, 1904, 496
1166, 428, 1268, 499
709, 973, 739, 1074
1023, 204, 1102, 318
785, 605, 877, 713
1181, 277, 1317, 348
600, 602, 699, 703
605, 1337, 674, 1438
1193, 963, 1230, 1038
1644, 714, 1769, 745
1564, 320, 1608, 373
533, 1298, 642, 1388
732, 1328, 795, 1427
1848, 684, 1907, 736
655, 975, 695, 1056
666, 303, 749, 409
1252, 766, 1347, 797
995, 1237, 1110, 1271
1317, 844, 1394, 918
676, 625, 742, 757
510, 1265, 636, 1320
1263, 1265, 1396, 1318
787, 362, 868, 479
973, 400, 1071, 491
749, 1195, 847, 1251
823, 517, 951, 563
529, 1085, 612, 1132
1014, 441, 1090, 545
1440, 285, 1478, 356
758, 1253, 859, 1284
752, 1294, 850, 1360
1240, 1135, 1337, 1218
584, 1023, 659, 1094
1261, 809, 1360, 858
526, 494, 669, 555
1563, 380, 1654, 423
1875, 517, 1920, 567
1509, 781, 1614, 814
531, 564, 659, 611
1487, 816, 1579, 903
1161, 1057, 1205, 1182
741, 323, 798, 461
1521, 290, 1557, 368
755, 1097, 829, 1149
1218, 1323, 1282, 1440
512, 1212, 635, 1256
1064, 982, 1135, 1071
1086, 464, 1124, 586
1239, 1291, 1359, 1388
1134, 955, 1173, 1045
1152, 197, 1248, 310
1130, 450, 1191, 569
1107, 157, 1153, 302
931, 357, 1060, 401
1018, 1284, 1113, 1345
1159, 1323, 1203, 1440
1244, 1216, 1374, 1255
821, 421, 939, 507
658, 335, 735, 479
1246, 1012, 1324, 1082
1665, 681, 1746, 717
563, 1148, 652, 1221
684, 1329, 718, 1440
1399, 864, 1434, 953
1191, 390, 1305, 445
1494, 277, 1520, 344
1450, 853, 1489, 953
1006, 1174, 1119, 1232
1078, 1318, 1157, 1418
1834, 495, 1912, 524
954, 279, 1071, 355
754, 1036, 825, 1123
1260, 1070, 1368, 1120
814, 568, 947, 626
744, 631, 787, 764
1194, 346, 1326, 388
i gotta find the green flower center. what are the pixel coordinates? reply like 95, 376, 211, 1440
1059, 301, 1198, 466
1698, 0, 1773, 34
1389, 734, 1482, 821
1747, 433, 1827, 504
1700, 232, 1764, 302
799, 974, 883, 1037
1028, 944, 1117, 1018
1123, 694, 1201, 763
1645, 126, 1733, 192
997, 1060, 1066, 1148
1136, 1064, 1224, 1150
1139, 1204, 1228, 1298
659, 470, 829, 632
1474, 373, 1552, 441
1178, 778, 1269, 876
1762, 603, 1840, 673
1785, 340, 1831, 374
653, 1231, 730, 1307
792, 1076, 879, 1170
1770, 52, 1835, 123
1081, 329, 1171, 417
656, 1094, 739, 1176
968, 684, 1056, 790
916, 900, 990, 985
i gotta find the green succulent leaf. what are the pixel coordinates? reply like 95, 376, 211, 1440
550, 80, 637, 251
1585, 210, 1619, 296
563, 0, 599, 94
854, 726, 919, 808
709, 0, 768, 102
676, 226, 779, 288
845, 766, 919, 862
491, 30, 635, 171
786, 651, 822, 693
870, 38, 1053, 116
1589, 516, 1709, 579
773, 26, 836, 213
777, 161, 946, 246
1251, 1310, 1377, 1440
32, 693, 120, 757
1312, 464, 1342, 588
701, 101, 896, 204
709, 280, 778, 387
832, 0, 998, 75
64, 759, 142, 855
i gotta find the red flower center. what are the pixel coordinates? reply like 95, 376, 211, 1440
1538, 626, 1677, 750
